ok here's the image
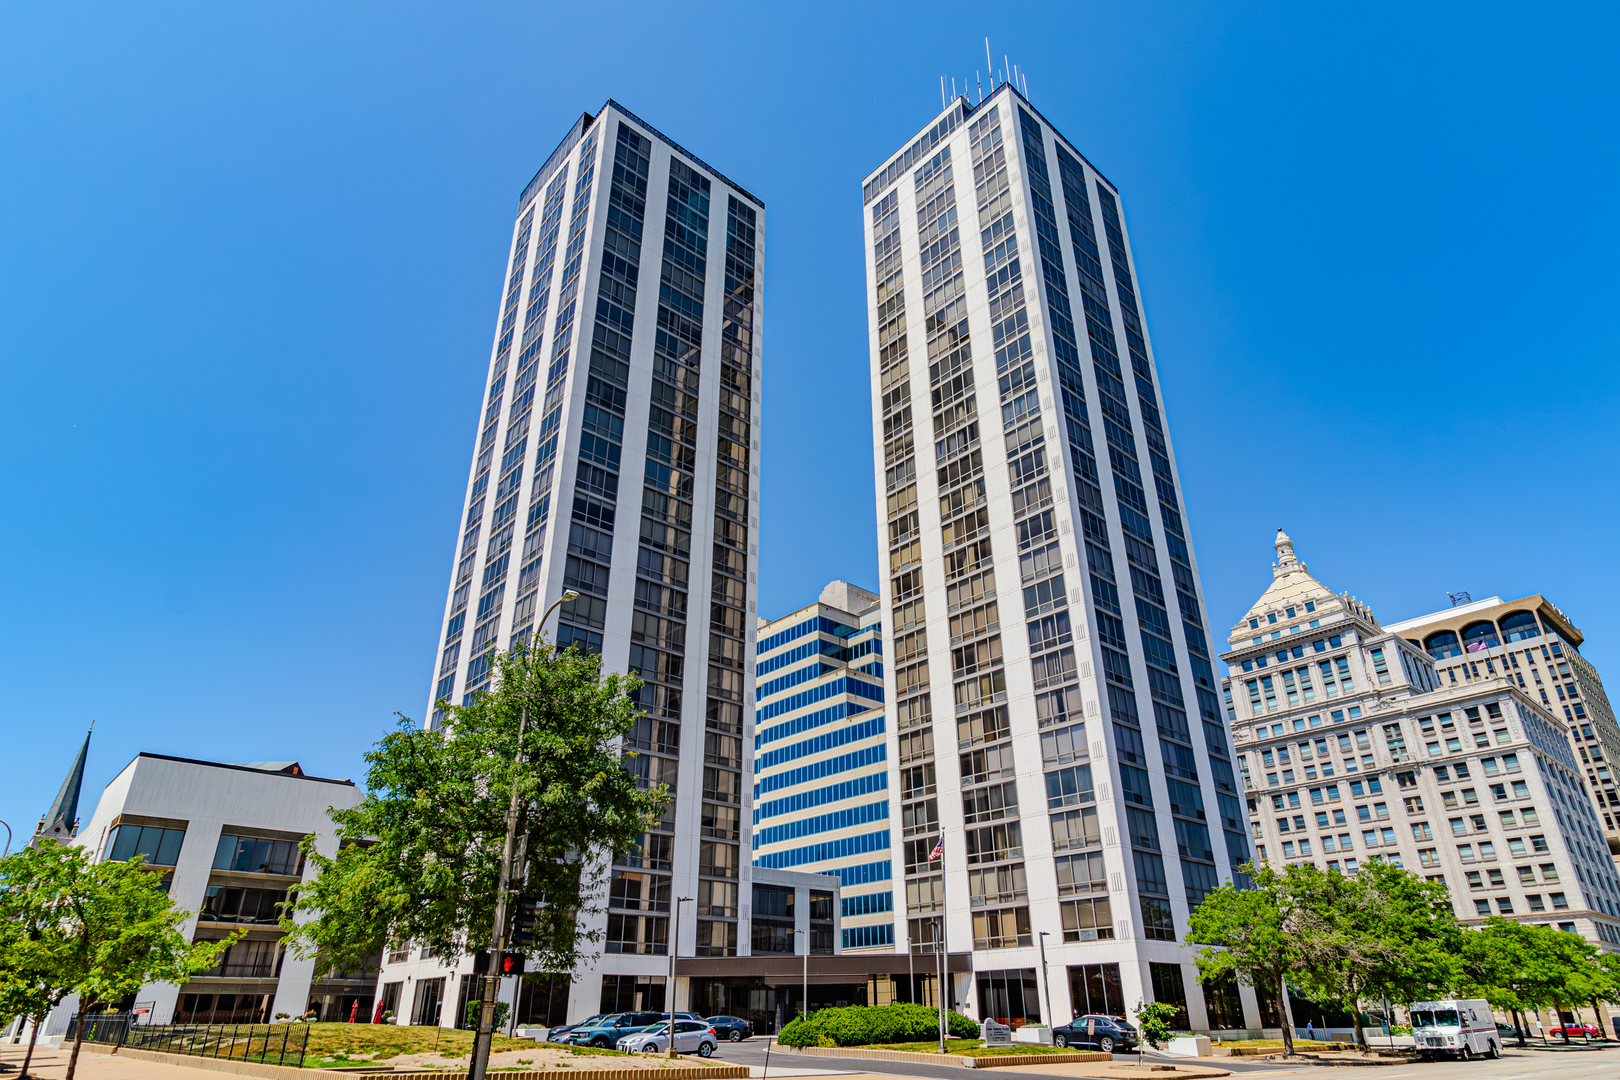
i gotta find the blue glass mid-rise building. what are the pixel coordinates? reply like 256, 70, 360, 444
752, 582, 894, 952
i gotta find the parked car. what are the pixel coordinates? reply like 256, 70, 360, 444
546, 1014, 607, 1041
616, 1019, 719, 1056
1495, 1021, 1519, 1038
704, 1015, 753, 1042
1551, 1022, 1600, 1039
566, 1012, 666, 1047
565, 1011, 701, 1047
1051, 1014, 1138, 1052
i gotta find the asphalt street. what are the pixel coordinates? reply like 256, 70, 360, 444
701, 1038, 1620, 1080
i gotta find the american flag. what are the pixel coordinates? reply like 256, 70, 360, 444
929, 839, 944, 861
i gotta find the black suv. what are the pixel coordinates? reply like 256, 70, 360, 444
1052, 1014, 1138, 1052
704, 1016, 754, 1042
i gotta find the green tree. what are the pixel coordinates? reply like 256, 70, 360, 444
1133, 1001, 1179, 1065
0, 902, 64, 1080
282, 637, 667, 979
0, 843, 230, 1080
1187, 861, 1305, 1056
1288, 861, 1459, 1050
1454, 918, 1533, 1044
1455, 918, 1607, 1043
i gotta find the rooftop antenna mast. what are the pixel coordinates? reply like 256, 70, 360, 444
985, 37, 994, 89
1447, 591, 1473, 607
940, 75, 947, 110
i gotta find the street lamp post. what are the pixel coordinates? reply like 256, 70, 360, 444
793, 928, 808, 1025
1037, 932, 1053, 1029
0, 818, 12, 858
467, 590, 578, 1080
667, 896, 692, 1057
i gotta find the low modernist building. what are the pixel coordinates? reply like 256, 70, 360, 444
1226, 532, 1620, 951
39, 753, 369, 1030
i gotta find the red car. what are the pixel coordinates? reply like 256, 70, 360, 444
1551, 1022, 1601, 1039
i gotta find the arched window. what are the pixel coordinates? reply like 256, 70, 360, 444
1423, 631, 1461, 660
1498, 610, 1541, 643
1461, 621, 1500, 653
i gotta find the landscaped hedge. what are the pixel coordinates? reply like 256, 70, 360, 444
777, 1004, 979, 1047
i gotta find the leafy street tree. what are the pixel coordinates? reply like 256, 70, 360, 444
1456, 918, 1545, 1044
0, 901, 62, 1080
0, 843, 230, 1080
1455, 917, 1611, 1043
1132, 1001, 1179, 1066
1288, 861, 1459, 1050
282, 636, 667, 987
1187, 861, 1305, 1056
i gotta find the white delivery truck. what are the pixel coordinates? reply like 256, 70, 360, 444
1410, 999, 1499, 1060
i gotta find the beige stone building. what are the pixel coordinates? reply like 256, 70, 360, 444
1223, 531, 1620, 952
1386, 596, 1620, 868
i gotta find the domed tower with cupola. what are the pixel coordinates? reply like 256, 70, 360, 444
1216, 532, 1620, 958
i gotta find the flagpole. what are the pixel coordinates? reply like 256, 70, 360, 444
935, 837, 947, 1053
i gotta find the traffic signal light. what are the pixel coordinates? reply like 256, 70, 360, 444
472, 949, 527, 975
510, 898, 540, 948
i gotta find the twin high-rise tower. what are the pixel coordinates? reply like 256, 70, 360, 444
410, 86, 1250, 1030
422, 102, 764, 1011
862, 84, 1246, 1027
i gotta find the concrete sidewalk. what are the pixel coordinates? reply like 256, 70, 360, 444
2, 1045, 231, 1080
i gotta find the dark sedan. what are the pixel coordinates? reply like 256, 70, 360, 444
1052, 1014, 1138, 1052
704, 1015, 754, 1041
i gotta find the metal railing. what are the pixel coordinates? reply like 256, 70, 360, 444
70, 1014, 309, 1067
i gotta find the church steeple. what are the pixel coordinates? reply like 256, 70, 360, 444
32, 722, 92, 848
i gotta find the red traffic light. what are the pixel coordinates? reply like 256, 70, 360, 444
472, 950, 527, 975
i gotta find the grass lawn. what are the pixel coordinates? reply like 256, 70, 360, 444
298, 1023, 627, 1069
848, 1039, 1086, 1057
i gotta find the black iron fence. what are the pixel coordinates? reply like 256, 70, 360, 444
68, 1014, 309, 1067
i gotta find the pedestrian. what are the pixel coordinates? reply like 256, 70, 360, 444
1306, 1020, 1315, 1041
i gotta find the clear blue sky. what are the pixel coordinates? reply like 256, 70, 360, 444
2, 2, 1616, 839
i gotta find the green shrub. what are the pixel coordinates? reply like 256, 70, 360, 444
775, 1004, 979, 1048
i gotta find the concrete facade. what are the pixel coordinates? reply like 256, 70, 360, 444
1226, 532, 1620, 954
1386, 595, 1620, 870
862, 84, 1253, 1033
38, 754, 366, 1031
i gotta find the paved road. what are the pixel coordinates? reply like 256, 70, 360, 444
705, 1038, 1620, 1080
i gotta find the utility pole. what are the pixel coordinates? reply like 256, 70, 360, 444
467, 591, 576, 1080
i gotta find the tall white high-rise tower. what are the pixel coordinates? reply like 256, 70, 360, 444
863, 85, 1254, 1030
408, 101, 763, 1021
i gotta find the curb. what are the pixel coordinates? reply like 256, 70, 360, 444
775, 1044, 1111, 1069
106, 1046, 748, 1079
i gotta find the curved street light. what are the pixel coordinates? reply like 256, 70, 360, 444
0, 818, 12, 858
469, 588, 579, 1080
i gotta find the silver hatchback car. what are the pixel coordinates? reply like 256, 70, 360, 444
617, 1019, 719, 1056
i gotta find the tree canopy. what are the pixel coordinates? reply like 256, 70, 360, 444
1190, 859, 1464, 1052
1455, 916, 1616, 1039
0, 842, 229, 1080
1287, 860, 1458, 1048
1187, 861, 1306, 1055
283, 637, 668, 978
1191, 857, 1617, 1052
